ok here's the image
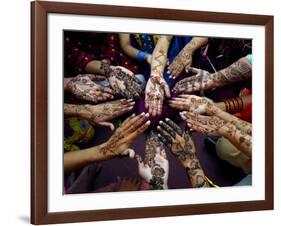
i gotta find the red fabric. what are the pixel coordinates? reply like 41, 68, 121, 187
234, 88, 252, 123
64, 32, 138, 75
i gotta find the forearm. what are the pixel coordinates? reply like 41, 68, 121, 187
185, 37, 208, 53
150, 35, 172, 77
119, 34, 140, 59
182, 158, 209, 188
211, 56, 252, 88
220, 125, 252, 158
214, 107, 252, 136
64, 143, 108, 172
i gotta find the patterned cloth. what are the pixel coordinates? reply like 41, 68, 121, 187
64, 117, 95, 152
64, 32, 139, 76
131, 34, 192, 86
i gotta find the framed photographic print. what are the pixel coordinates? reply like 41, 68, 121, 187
31, 1, 274, 224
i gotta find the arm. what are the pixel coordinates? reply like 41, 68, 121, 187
150, 35, 172, 77
212, 56, 252, 87
64, 112, 151, 172
64, 143, 107, 172
172, 56, 252, 94
181, 112, 252, 158
145, 36, 172, 116
119, 34, 151, 64
157, 118, 209, 188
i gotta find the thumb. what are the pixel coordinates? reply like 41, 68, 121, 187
185, 65, 190, 73
97, 121, 115, 131
163, 82, 171, 98
121, 148, 135, 159
135, 154, 144, 168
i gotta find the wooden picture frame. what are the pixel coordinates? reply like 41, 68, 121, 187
31, 1, 274, 224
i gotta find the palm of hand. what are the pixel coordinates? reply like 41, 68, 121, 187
172, 69, 212, 94
145, 76, 170, 116
109, 66, 142, 99
137, 151, 169, 189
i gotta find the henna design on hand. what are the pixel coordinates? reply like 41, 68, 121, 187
136, 146, 169, 190
66, 74, 114, 103
144, 131, 165, 167
99, 112, 151, 158
145, 75, 170, 116
82, 99, 135, 130
157, 118, 196, 165
156, 118, 209, 188
100, 60, 142, 99
180, 111, 226, 136
167, 46, 193, 78
169, 94, 218, 115
172, 67, 213, 94
149, 163, 166, 190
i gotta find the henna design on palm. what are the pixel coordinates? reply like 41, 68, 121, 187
101, 61, 142, 99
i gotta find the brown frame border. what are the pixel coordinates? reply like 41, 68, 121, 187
31, 1, 274, 224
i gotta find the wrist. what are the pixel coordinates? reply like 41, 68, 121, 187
95, 142, 114, 161
205, 104, 221, 115
215, 102, 226, 111
184, 43, 196, 54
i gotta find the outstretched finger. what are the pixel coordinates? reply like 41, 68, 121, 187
96, 121, 115, 131
164, 118, 183, 135
157, 125, 173, 143
159, 120, 177, 139
156, 99, 163, 116
126, 120, 151, 142
121, 148, 136, 159
163, 82, 171, 98
157, 133, 170, 147
135, 155, 145, 169
187, 66, 201, 75
88, 74, 107, 81
168, 100, 185, 110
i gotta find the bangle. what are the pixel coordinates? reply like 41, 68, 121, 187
224, 97, 244, 113
137, 50, 148, 63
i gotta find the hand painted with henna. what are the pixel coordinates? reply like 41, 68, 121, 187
172, 67, 213, 94
99, 112, 151, 159
157, 118, 209, 188
169, 95, 218, 115
136, 147, 169, 190
180, 111, 226, 136
167, 47, 193, 79
145, 75, 171, 116
101, 60, 142, 99
65, 74, 114, 103
156, 118, 196, 167
64, 99, 135, 130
